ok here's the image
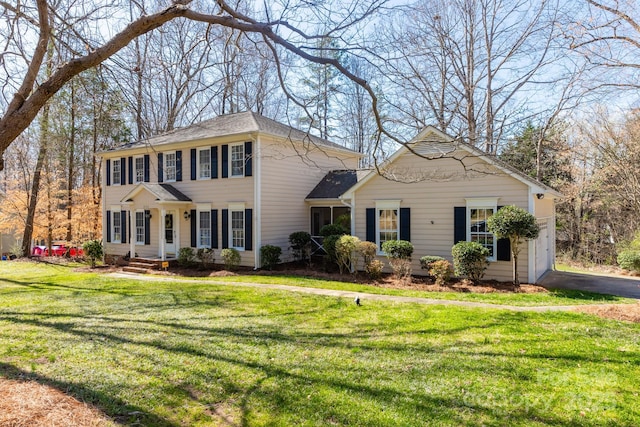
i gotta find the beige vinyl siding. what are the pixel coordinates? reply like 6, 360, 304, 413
259, 136, 359, 262
353, 149, 530, 282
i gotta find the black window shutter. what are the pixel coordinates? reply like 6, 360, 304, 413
400, 207, 411, 241
143, 155, 150, 182
366, 208, 375, 242
245, 208, 253, 250
221, 145, 228, 178
106, 160, 111, 186
221, 209, 229, 248
190, 149, 197, 180
211, 146, 218, 179
121, 211, 127, 243
212, 209, 218, 248
128, 157, 133, 184
176, 150, 182, 181
120, 157, 126, 184
106, 210, 111, 242
245, 141, 252, 177
190, 209, 197, 247
495, 206, 511, 261
454, 207, 466, 244
158, 153, 164, 183
144, 210, 151, 245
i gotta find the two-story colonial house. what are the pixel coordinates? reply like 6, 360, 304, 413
101, 112, 561, 283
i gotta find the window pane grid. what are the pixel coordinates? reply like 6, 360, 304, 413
113, 160, 121, 185
135, 212, 144, 243
165, 153, 176, 181
231, 145, 244, 176
199, 211, 211, 247
113, 213, 121, 242
470, 208, 495, 257
135, 157, 144, 183
199, 149, 211, 179
378, 208, 398, 250
231, 210, 244, 248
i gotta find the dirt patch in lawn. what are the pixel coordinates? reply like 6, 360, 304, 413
574, 302, 640, 323
0, 378, 111, 426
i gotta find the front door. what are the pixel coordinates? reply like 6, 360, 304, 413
165, 212, 176, 256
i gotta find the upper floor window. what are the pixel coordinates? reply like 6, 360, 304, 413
135, 157, 144, 183
199, 148, 211, 179
112, 159, 121, 185
165, 152, 177, 182
231, 143, 244, 177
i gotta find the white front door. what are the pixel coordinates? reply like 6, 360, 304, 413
164, 211, 176, 257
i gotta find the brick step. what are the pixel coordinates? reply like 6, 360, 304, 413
128, 261, 158, 270
122, 266, 149, 274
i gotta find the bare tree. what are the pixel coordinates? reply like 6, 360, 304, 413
0, 0, 387, 171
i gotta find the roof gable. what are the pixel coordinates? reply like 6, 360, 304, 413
120, 183, 191, 204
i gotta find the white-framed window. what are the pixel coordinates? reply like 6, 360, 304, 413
230, 143, 244, 177
199, 148, 211, 179
376, 200, 400, 253
466, 198, 499, 260
112, 159, 121, 185
199, 210, 211, 247
229, 203, 245, 250
165, 152, 177, 182
135, 157, 144, 183
135, 210, 145, 244
112, 209, 122, 243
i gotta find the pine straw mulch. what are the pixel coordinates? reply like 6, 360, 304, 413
573, 302, 640, 323
0, 378, 111, 427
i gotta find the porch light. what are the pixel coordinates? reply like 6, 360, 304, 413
145, 212, 152, 220
183, 211, 191, 220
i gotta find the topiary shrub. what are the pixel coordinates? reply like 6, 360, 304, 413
429, 259, 453, 285
382, 240, 414, 281
289, 231, 311, 262
196, 248, 215, 269
221, 248, 241, 271
319, 223, 348, 237
335, 235, 361, 274
451, 241, 490, 282
617, 250, 640, 272
366, 259, 384, 280
178, 247, 197, 267
260, 245, 282, 270
82, 240, 103, 268
420, 255, 445, 271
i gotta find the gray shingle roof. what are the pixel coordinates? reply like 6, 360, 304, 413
306, 170, 369, 199
122, 183, 191, 203
108, 111, 354, 153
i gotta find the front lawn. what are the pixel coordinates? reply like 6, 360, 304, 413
0, 262, 639, 426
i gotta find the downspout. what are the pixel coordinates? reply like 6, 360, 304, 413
528, 191, 536, 283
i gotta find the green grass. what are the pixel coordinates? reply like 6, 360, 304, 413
1, 262, 639, 426
201, 273, 633, 306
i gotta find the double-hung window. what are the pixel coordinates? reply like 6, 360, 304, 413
231, 209, 244, 249
376, 200, 400, 253
135, 211, 145, 244
112, 210, 122, 243
112, 159, 121, 185
135, 157, 144, 183
165, 152, 177, 181
230, 143, 244, 177
466, 198, 498, 260
199, 210, 211, 247
199, 148, 211, 179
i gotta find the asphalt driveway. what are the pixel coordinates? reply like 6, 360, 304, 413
539, 270, 640, 299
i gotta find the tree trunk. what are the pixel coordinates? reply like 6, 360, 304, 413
66, 82, 76, 243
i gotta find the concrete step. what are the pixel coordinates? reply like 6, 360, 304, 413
122, 266, 149, 274
128, 261, 158, 270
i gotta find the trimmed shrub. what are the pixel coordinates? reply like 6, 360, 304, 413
429, 259, 453, 285
381, 240, 414, 260
178, 247, 197, 267
617, 250, 640, 272
221, 248, 241, 271
335, 235, 361, 274
82, 240, 103, 268
452, 241, 490, 282
260, 245, 282, 270
366, 259, 384, 280
319, 223, 348, 237
420, 255, 445, 271
358, 241, 378, 270
196, 248, 215, 269
322, 234, 341, 266
289, 231, 311, 262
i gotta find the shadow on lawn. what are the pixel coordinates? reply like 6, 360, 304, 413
548, 288, 626, 302
0, 362, 178, 427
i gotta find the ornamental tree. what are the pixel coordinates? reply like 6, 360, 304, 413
486, 205, 539, 286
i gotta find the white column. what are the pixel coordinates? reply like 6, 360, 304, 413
160, 208, 166, 260
129, 210, 135, 259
